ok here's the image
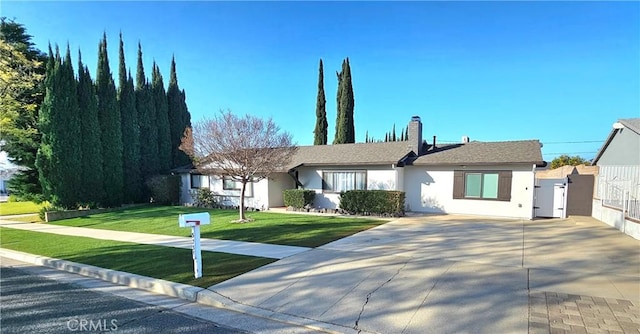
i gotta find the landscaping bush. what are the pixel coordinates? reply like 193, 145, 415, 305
145, 175, 181, 205
283, 189, 316, 208
339, 190, 405, 216
192, 188, 218, 208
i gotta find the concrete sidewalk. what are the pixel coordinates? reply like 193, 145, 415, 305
0, 219, 310, 259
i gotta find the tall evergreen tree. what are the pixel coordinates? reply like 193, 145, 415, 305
391, 124, 397, 142
77, 51, 104, 205
152, 62, 172, 173
333, 58, 355, 144
167, 56, 192, 168
118, 35, 142, 203
35, 46, 82, 208
313, 59, 327, 145
136, 43, 159, 185
96, 34, 124, 206
35, 45, 58, 202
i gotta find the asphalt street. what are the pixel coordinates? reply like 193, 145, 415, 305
0, 266, 244, 334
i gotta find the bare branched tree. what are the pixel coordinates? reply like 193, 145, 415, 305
180, 110, 296, 222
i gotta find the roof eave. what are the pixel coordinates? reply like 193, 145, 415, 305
412, 161, 545, 167
592, 128, 619, 165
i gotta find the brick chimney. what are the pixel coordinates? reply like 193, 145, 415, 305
408, 116, 424, 156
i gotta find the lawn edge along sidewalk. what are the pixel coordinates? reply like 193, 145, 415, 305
0, 248, 362, 334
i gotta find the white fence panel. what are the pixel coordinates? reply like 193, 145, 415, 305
596, 165, 640, 220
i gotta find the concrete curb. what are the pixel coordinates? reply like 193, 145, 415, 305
0, 248, 361, 334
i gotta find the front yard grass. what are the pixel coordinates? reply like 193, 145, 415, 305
0, 227, 275, 288
51, 206, 387, 248
0, 201, 46, 216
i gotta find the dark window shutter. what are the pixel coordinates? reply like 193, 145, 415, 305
453, 171, 464, 199
497, 171, 512, 201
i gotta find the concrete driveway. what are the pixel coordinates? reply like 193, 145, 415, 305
209, 215, 640, 334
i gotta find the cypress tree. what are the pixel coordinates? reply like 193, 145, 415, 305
35, 46, 82, 208
35, 45, 58, 203
342, 58, 355, 143
118, 35, 142, 203
152, 62, 172, 173
392, 124, 396, 142
334, 58, 355, 144
333, 63, 344, 144
77, 51, 104, 206
96, 34, 124, 206
313, 59, 327, 145
167, 56, 192, 168
136, 43, 159, 186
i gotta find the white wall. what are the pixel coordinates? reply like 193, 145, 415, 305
178, 173, 274, 210
592, 199, 640, 240
268, 173, 295, 207
179, 174, 193, 204
296, 165, 401, 209
404, 165, 536, 219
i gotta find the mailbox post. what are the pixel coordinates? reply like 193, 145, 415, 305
178, 212, 211, 279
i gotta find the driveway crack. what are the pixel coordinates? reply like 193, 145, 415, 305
354, 260, 409, 333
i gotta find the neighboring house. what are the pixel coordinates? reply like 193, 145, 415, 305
177, 116, 545, 219
591, 118, 640, 240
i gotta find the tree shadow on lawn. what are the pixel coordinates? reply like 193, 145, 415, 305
61, 244, 276, 288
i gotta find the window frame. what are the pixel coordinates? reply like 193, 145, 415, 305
222, 176, 254, 197
321, 170, 367, 193
190, 174, 209, 189
222, 176, 241, 190
453, 170, 512, 202
464, 172, 499, 199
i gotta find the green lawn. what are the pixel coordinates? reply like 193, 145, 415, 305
0, 201, 46, 216
51, 206, 386, 248
0, 227, 275, 288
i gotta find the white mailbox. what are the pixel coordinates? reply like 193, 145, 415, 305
178, 212, 211, 228
178, 212, 211, 279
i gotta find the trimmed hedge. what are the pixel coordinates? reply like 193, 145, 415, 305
146, 174, 181, 205
339, 190, 405, 216
283, 189, 316, 208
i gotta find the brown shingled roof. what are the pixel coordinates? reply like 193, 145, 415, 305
412, 140, 544, 166
286, 141, 415, 169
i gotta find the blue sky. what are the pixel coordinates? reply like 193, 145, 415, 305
3, 1, 639, 161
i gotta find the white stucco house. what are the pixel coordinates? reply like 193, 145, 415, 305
176, 116, 545, 219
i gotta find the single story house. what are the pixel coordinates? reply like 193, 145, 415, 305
591, 118, 640, 239
177, 116, 546, 219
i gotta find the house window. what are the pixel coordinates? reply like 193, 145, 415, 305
464, 173, 499, 199
190, 174, 209, 189
223, 176, 241, 190
322, 171, 366, 193
453, 170, 512, 201
223, 176, 253, 197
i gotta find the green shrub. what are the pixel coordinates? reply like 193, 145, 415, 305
145, 175, 181, 205
283, 189, 316, 208
192, 188, 218, 208
339, 190, 405, 216
38, 202, 60, 221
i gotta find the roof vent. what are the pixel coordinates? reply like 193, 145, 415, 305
462, 136, 470, 143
